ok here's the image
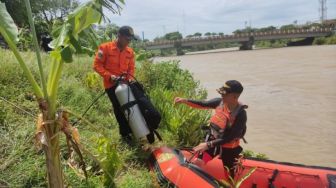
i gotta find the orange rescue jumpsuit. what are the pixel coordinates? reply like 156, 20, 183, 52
93, 41, 135, 138
93, 41, 135, 88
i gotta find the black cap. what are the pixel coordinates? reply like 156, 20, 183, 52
118, 26, 137, 40
217, 80, 244, 95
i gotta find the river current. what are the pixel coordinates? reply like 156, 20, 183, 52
154, 45, 336, 168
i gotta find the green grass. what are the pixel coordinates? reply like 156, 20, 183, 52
0, 49, 156, 187
0, 48, 212, 187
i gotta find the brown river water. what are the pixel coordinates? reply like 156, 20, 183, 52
153, 45, 336, 168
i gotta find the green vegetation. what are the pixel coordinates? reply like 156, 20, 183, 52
255, 39, 288, 48
221, 167, 257, 188
137, 60, 210, 146
0, 0, 79, 50
0, 0, 127, 187
243, 150, 268, 160
0, 48, 211, 187
313, 35, 336, 45
1, 0, 79, 27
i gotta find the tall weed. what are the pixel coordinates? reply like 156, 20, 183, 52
137, 60, 210, 146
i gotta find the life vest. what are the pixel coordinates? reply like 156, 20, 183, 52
209, 102, 247, 148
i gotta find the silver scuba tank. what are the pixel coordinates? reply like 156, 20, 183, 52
115, 83, 150, 139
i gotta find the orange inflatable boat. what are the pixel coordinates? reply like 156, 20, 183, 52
149, 147, 336, 188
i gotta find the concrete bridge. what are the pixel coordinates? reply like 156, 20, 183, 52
145, 27, 334, 52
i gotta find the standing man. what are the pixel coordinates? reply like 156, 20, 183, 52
93, 26, 137, 143
174, 80, 247, 178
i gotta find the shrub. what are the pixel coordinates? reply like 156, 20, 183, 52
314, 37, 326, 45
136, 60, 210, 146
326, 35, 336, 44
243, 150, 268, 159
136, 60, 206, 97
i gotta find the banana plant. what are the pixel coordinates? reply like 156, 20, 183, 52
0, 0, 123, 187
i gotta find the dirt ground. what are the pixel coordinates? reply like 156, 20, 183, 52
154, 45, 336, 167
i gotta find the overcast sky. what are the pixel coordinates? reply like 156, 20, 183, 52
81, 0, 336, 40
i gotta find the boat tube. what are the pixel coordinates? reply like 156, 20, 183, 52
149, 146, 336, 188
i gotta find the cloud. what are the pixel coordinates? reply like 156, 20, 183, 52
80, 0, 336, 40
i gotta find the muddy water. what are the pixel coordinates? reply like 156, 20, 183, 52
154, 45, 336, 168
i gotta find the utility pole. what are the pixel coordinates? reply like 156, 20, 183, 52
182, 10, 186, 36
319, 0, 327, 23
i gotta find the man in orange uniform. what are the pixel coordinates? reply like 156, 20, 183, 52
93, 26, 136, 143
174, 80, 247, 178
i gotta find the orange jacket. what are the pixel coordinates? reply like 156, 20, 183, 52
210, 103, 240, 148
93, 41, 135, 89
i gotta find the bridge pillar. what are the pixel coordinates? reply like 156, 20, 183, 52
174, 41, 184, 56
239, 36, 254, 50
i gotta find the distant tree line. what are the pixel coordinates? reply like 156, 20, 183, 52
0, 1, 125, 52
0, 0, 79, 50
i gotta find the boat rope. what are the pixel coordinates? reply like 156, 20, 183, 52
71, 90, 105, 126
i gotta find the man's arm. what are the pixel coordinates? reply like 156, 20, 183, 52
93, 45, 112, 80
175, 97, 222, 109
211, 110, 247, 146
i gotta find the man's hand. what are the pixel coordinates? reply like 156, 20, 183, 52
174, 97, 187, 104
193, 142, 208, 152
